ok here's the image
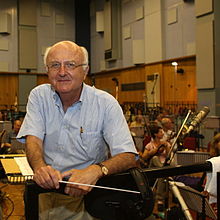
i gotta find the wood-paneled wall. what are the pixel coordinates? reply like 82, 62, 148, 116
0, 74, 18, 109
90, 56, 197, 110
91, 65, 146, 103
161, 57, 197, 113
0, 56, 196, 111
0, 72, 49, 110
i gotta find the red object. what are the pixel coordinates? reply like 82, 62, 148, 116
143, 135, 151, 147
183, 137, 197, 150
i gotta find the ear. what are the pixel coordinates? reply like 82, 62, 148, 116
45, 66, 49, 73
83, 66, 89, 80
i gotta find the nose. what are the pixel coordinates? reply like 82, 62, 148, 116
58, 63, 66, 76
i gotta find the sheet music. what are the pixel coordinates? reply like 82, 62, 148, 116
14, 157, 34, 176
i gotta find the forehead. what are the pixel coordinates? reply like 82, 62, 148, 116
47, 43, 83, 63
14, 120, 21, 126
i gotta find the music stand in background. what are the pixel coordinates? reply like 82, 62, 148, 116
177, 185, 217, 220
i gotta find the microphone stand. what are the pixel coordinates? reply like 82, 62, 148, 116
152, 110, 192, 219
150, 75, 158, 107
164, 109, 192, 166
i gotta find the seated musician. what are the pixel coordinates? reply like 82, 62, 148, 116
0, 119, 22, 154
17, 41, 138, 220
140, 124, 171, 215
161, 117, 176, 144
140, 124, 171, 167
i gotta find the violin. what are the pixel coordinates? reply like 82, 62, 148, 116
139, 143, 167, 168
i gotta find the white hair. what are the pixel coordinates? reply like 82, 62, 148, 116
43, 41, 89, 71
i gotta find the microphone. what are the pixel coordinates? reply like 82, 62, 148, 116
112, 77, 119, 86
185, 106, 210, 135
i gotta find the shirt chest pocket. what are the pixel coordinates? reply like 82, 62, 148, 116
80, 131, 106, 159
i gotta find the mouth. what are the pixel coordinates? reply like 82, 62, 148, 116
57, 79, 71, 82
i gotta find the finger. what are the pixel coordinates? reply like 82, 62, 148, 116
66, 186, 86, 197
33, 173, 52, 189
49, 169, 62, 189
34, 166, 60, 189
61, 170, 73, 179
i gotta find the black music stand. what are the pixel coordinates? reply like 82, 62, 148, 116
177, 185, 217, 220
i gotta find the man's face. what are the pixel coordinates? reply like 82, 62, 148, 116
46, 44, 88, 95
14, 120, 22, 134
165, 120, 173, 130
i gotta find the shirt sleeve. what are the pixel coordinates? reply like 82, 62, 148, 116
102, 98, 138, 156
17, 88, 46, 142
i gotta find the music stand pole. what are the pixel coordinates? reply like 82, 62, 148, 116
169, 179, 193, 220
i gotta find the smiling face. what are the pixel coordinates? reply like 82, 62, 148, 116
46, 41, 89, 96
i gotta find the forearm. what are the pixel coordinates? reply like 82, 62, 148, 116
26, 135, 46, 172
141, 148, 157, 160
101, 152, 137, 175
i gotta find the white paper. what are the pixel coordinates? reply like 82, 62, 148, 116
14, 157, 34, 176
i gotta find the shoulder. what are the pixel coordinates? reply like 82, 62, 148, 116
29, 84, 53, 97
145, 141, 154, 149
84, 84, 118, 105
31, 83, 51, 93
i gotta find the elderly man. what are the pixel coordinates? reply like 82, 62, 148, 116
17, 41, 137, 220
161, 117, 175, 143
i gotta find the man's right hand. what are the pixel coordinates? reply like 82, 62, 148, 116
33, 165, 62, 189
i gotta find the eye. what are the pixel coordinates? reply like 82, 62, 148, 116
65, 62, 76, 69
50, 63, 61, 69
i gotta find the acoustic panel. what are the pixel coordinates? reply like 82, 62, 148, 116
145, 0, 161, 16
196, 17, 214, 89
56, 14, 64, 24
0, 12, 11, 34
145, 11, 163, 63
132, 40, 145, 64
167, 7, 177, 25
104, 0, 121, 61
0, 62, 9, 71
19, 0, 37, 26
123, 25, 131, 40
0, 38, 9, 51
41, 2, 51, 17
135, 6, 144, 21
19, 26, 37, 70
186, 42, 196, 55
96, 11, 104, 32
195, 0, 213, 17
104, 1, 111, 51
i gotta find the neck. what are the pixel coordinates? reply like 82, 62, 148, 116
153, 138, 161, 144
59, 86, 83, 112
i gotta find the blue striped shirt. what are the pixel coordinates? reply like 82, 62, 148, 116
17, 83, 137, 172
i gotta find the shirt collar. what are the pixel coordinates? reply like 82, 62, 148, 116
79, 83, 87, 102
51, 83, 87, 106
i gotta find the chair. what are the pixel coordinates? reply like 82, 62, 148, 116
183, 137, 197, 151
143, 135, 151, 149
